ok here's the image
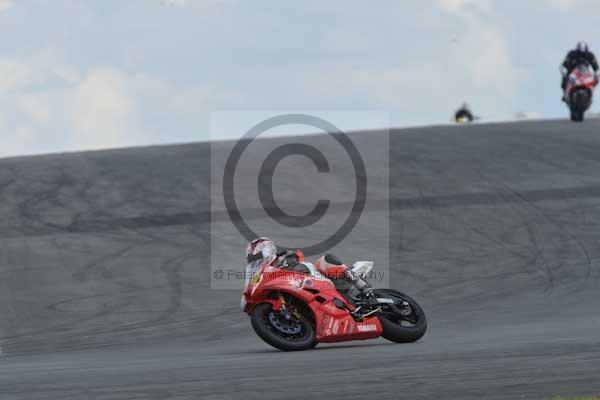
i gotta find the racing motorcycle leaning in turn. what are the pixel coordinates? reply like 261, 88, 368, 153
240, 238, 427, 351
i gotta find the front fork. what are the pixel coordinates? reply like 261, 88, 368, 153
273, 293, 305, 323
277, 294, 290, 318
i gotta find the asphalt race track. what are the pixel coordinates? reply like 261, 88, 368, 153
1, 119, 600, 399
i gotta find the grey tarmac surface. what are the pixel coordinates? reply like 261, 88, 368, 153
1, 119, 600, 399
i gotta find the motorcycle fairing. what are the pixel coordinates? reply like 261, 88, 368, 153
566, 64, 597, 102
243, 263, 383, 342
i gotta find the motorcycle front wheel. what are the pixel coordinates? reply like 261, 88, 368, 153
571, 109, 584, 122
570, 91, 589, 122
375, 289, 427, 343
250, 302, 317, 351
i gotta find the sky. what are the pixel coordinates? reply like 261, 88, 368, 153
2, 0, 600, 158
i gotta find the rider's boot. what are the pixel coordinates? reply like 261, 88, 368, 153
345, 270, 376, 302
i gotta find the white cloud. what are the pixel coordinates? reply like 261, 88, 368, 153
0, 60, 35, 91
0, 47, 244, 158
438, 1, 523, 116
545, 0, 600, 13
160, 0, 188, 7
0, 0, 13, 13
338, 2, 522, 122
0, 124, 35, 158
68, 68, 233, 150
0, 51, 79, 92
461, 19, 522, 98
71, 68, 138, 150
547, 0, 579, 10
437, 0, 493, 15
17, 93, 51, 123
350, 64, 441, 109
0, 0, 585, 156
159, 0, 235, 15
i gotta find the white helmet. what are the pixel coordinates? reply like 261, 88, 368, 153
245, 237, 277, 263
577, 41, 589, 52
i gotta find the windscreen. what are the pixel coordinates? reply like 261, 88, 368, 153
243, 260, 264, 290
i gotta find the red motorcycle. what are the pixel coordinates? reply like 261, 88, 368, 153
241, 259, 427, 351
564, 63, 598, 122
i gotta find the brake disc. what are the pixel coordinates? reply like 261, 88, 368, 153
268, 312, 302, 335
399, 301, 413, 317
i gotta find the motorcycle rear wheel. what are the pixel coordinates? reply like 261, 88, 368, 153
375, 289, 427, 343
250, 303, 317, 351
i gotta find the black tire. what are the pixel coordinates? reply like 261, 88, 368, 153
571, 91, 589, 122
250, 303, 316, 351
570, 111, 578, 122
375, 289, 427, 343
570, 108, 584, 122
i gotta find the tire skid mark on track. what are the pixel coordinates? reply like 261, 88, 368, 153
2, 121, 600, 398
5, 183, 600, 239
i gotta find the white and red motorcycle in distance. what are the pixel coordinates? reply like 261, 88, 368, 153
563, 64, 599, 122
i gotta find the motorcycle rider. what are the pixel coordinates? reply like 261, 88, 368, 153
561, 41, 600, 102
454, 102, 474, 122
245, 237, 375, 302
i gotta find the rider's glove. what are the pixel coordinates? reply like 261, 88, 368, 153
278, 251, 299, 269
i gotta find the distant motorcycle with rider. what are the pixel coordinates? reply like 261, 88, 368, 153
455, 42, 600, 124
560, 42, 600, 122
